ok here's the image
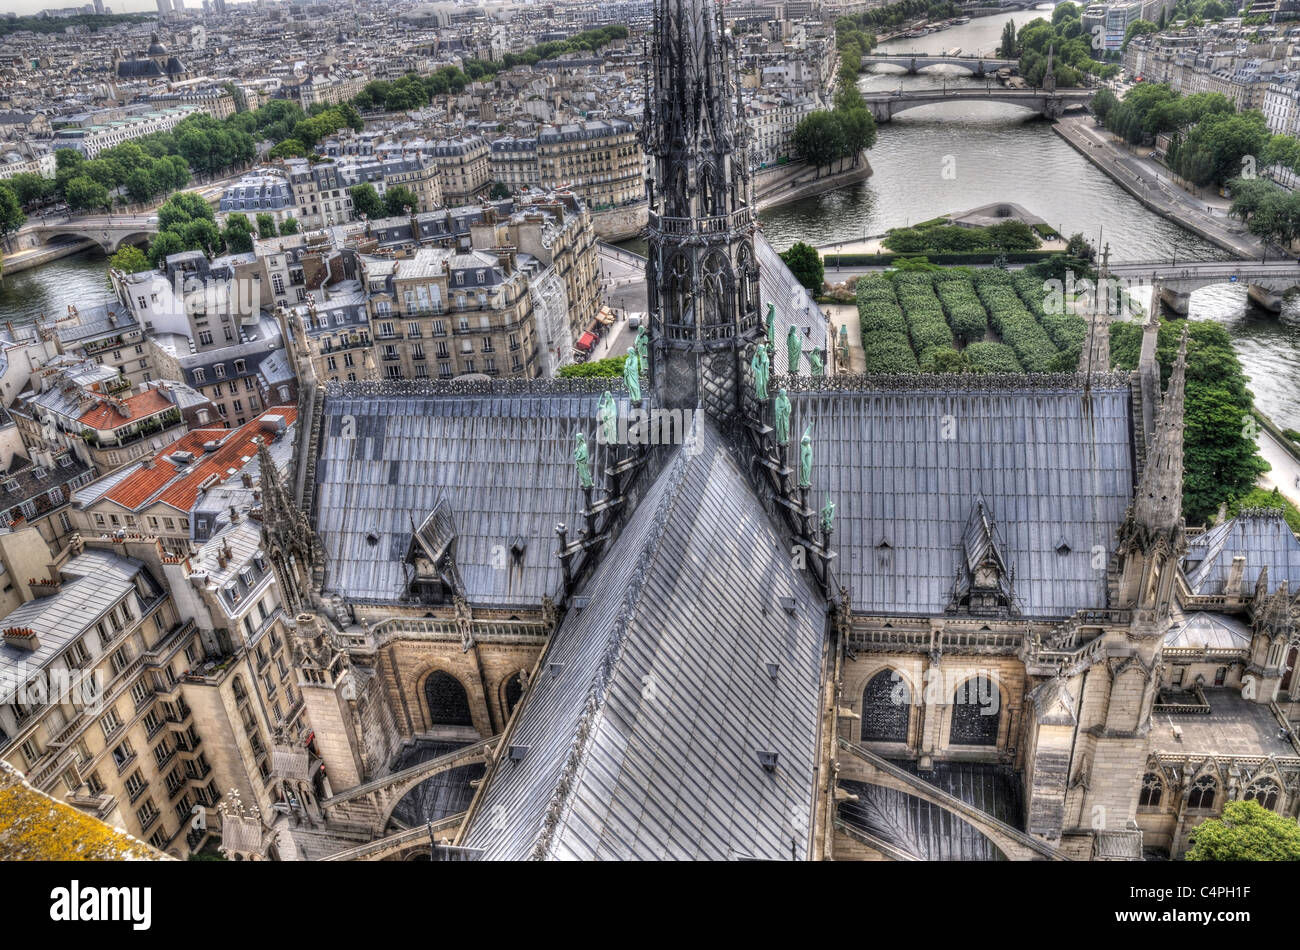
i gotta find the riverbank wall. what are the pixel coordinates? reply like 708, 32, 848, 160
1051, 118, 1249, 260
754, 153, 873, 212
2, 237, 99, 276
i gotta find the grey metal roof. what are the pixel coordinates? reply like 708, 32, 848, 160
1165, 612, 1252, 651
313, 387, 617, 606
787, 379, 1135, 619
756, 232, 826, 375
0, 550, 153, 691
1184, 509, 1300, 595
461, 421, 826, 860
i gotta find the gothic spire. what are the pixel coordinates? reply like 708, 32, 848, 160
1137, 286, 1162, 444
642, 0, 761, 420
1128, 324, 1188, 547
1079, 246, 1112, 376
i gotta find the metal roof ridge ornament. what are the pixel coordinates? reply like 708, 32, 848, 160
772, 370, 1135, 394
321, 377, 631, 397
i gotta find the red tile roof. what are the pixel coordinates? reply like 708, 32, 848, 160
102, 407, 298, 513
77, 388, 175, 430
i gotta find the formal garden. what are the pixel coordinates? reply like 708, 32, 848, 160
852, 260, 1277, 526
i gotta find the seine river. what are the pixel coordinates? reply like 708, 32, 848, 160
2, 5, 1298, 426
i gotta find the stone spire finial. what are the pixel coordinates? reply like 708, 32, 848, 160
1129, 324, 1188, 543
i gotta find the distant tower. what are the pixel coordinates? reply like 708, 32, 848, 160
173, 0, 185, 13
642, 0, 761, 422
156, 0, 170, 16
1043, 43, 1057, 94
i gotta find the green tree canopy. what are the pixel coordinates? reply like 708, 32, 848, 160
64, 176, 110, 213
107, 245, 151, 275
382, 184, 419, 217
279, 216, 299, 235
780, 241, 824, 291
349, 182, 384, 219
1186, 800, 1300, 860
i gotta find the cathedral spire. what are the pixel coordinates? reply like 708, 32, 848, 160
1136, 286, 1162, 444
643, 0, 761, 420
1130, 324, 1188, 545
1078, 245, 1112, 376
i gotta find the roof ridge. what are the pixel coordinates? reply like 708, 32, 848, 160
531, 439, 695, 860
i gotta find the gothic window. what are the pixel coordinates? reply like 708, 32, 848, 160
665, 254, 692, 333
1282, 646, 1297, 693
949, 675, 1000, 746
736, 242, 757, 319
424, 671, 473, 728
1139, 772, 1163, 808
504, 673, 524, 717
1188, 775, 1217, 810
1244, 779, 1280, 811
700, 252, 734, 339
860, 670, 909, 744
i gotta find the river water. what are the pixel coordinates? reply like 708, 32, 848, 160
757, 6, 1300, 429
2, 7, 1298, 426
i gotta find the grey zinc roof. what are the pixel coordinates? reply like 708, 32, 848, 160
1184, 510, 1300, 595
461, 421, 825, 860
756, 232, 826, 375
0, 550, 152, 690
787, 379, 1136, 619
1165, 612, 1252, 651
313, 388, 620, 606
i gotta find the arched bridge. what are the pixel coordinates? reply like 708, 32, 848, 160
28, 213, 159, 254
861, 53, 1018, 75
1109, 259, 1300, 313
834, 739, 1070, 861
320, 735, 498, 839
863, 87, 1094, 123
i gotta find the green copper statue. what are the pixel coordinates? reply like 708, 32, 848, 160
635, 324, 649, 372
799, 424, 812, 489
750, 343, 770, 401
623, 346, 641, 403
820, 495, 836, 535
809, 348, 824, 377
787, 325, 802, 375
774, 388, 791, 446
597, 390, 618, 446
574, 432, 592, 488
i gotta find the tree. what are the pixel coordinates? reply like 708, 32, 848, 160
6, 172, 51, 207
998, 20, 1017, 58
1123, 19, 1158, 49
180, 218, 223, 257
489, 182, 512, 200
157, 191, 213, 231
349, 182, 384, 219
279, 216, 299, 235
268, 138, 307, 160
1186, 800, 1300, 860
382, 184, 419, 216
1065, 233, 1094, 260
1091, 87, 1119, 124
124, 167, 155, 204
780, 241, 824, 291
107, 245, 151, 275
792, 111, 846, 175
0, 184, 24, 244
255, 212, 277, 239
147, 230, 185, 267
64, 176, 110, 213
558, 354, 626, 378
222, 213, 254, 254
